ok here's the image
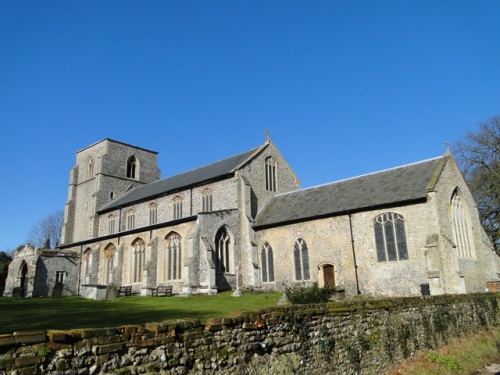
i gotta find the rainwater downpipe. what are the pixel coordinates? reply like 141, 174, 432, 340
349, 213, 361, 294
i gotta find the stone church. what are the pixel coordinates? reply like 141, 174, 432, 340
5, 135, 500, 298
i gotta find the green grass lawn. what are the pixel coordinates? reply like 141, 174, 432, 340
0, 291, 281, 334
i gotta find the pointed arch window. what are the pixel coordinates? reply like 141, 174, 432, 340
83, 248, 92, 280
265, 156, 277, 192
173, 196, 183, 220
149, 203, 158, 225
103, 244, 116, 284
108, 214, 116, 234
451, 190, 473, 258
132, 239, 146, 283
165, 233, 182, 281
215, 227, 232, 273
202, 189, 213, 212
293, 237, 310, 280
261, 242, 275, 282
127, 156, 137, 179
126, 209, 135, 230
87, 157, 94, 180
374, 212, 409, 262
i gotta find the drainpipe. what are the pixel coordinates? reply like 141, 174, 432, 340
349, 213, 361, 294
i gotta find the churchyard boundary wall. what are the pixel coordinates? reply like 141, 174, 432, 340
0, 293, 498, 374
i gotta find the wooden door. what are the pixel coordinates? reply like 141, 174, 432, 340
323, 265, 335, 287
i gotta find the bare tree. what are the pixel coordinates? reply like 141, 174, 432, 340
26, 210, 65, 249
453, 116, 500, 254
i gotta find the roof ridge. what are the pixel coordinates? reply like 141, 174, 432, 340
273, 155, 444, 198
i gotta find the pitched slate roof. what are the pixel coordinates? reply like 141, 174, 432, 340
99, 144, 266, 213
254, 155, 449, 229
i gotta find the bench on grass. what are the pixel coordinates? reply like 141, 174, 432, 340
151, 285, 173, 297
117, 285, 132, 297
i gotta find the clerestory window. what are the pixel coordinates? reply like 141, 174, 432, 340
173, 196, 183, 220
126, 209, 135, 230
149, 203, 158, 225
202, 189, 213, 212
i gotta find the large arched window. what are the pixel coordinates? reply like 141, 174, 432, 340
87, 157, 94, 180
374, 212, 409, 262
173, 196, 183, 220
132, 239, 146, 283
261, 242, 275, 282
293, 237, 310, 280
265, 156, 277, 192
451, 189, 473, 258
103, 244, 116, 284
149, 203, 158, 225
202, 189, 213, 212
165, 232, 182, 281
215, 227, 232, 273
127, 156, 137, 179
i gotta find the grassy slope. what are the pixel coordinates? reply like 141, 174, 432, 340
0, 292, 281, 334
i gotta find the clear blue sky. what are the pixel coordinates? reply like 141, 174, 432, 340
1, 1, 499, 251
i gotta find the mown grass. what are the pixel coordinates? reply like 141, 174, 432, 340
388, 325, 500, 374
0, 291, 281, 334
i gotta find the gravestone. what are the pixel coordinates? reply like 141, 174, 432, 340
52, 282, 64, 298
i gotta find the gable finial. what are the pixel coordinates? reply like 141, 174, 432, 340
265, 129, 270, 142
445, 142, 450, 154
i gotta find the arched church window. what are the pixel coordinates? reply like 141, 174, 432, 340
215, 227, 232, 273
83, 248, 92, 278
149, 203, 158, 225
165, 232, 182, 281
265, 156, 277, 192
451, 189, 473, 258
261, 242, 275, 282
173, 196, 183, 220
87, 157, 94, 180
374, 212, 409, 262
127, 156, 137, 179
103, 244, 116, 284
132, 238, 146, 283
202, 189, 213, 212
293, 237, 310, 280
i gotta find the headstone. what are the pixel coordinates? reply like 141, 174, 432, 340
52, 282, 64, 298
105, 284, 117, 300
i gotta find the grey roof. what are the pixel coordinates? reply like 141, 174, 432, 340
99, 145, 265, 212
254, 155, 448, 229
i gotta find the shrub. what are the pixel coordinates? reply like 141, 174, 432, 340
284, 283, 337, 304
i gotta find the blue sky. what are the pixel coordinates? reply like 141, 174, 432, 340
1, 1, 499, 251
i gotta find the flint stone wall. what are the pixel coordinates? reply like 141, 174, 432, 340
0, 293, 498, 375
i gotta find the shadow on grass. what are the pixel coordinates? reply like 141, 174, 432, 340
0, 292, 281, 334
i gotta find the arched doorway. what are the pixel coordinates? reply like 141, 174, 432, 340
19, 262, 28, 297
320, 263, 335, 288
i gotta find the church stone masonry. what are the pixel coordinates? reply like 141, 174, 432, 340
5, 135, 500, 298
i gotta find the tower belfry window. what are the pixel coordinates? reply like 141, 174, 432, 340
127, 156, 137, 179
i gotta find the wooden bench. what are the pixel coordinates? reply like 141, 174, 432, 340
117, 285, 132, 297
151, 285, 173, 297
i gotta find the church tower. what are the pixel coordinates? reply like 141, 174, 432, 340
61, 139, 161, 245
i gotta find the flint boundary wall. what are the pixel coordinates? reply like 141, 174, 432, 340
0, 294, 498, 375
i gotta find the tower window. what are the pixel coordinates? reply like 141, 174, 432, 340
127, 156, 137, 179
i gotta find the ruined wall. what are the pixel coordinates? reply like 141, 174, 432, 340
0, 294, 498, 375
